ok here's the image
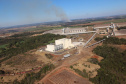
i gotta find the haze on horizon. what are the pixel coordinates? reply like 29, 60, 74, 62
0, 0, 126, 27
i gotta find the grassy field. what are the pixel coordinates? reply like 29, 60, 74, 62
104, 18, 126, 24
25, 26, 64, 32
25, 26, 86, 32
0, 44, 8, 48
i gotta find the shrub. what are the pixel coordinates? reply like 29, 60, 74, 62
88, 58, 98, 64
45, 54, 53, 59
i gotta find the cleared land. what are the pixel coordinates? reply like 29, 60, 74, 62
37, 47, 96, 84
45, 68, 90, 84
1, 50, 45, 72
0, 74, 25, 83
115, 29, 126, 36
72, 54, 103, 78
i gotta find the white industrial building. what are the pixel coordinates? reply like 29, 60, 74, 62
46, 44, 63, 52
62, 27, 86, 34
55, 38, 74, 49
46, 38, 74, 52
46, 38, 83, 52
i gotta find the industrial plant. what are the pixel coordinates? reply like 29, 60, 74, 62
43, 27, 96, 35
46, 38, 84, 52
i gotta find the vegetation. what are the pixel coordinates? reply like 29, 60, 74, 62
90, 45, 126, 84
70, 65, 73, 69
0, 34, 66, 63
0, 44, 8, 48
95, 37, 126, 45
10, 31, 45, 38
95, 37, 106, 41
117, 26, 126, 30
25, 26, 64, 32
45, 54, 53, 59
82, 24, 94, 27
0, 37, 23, 45
113, 18, 126, 23
13, 64, 55, 84
0, 70, 5, 74
73, 68, 89, 78
87, 58, 99, 64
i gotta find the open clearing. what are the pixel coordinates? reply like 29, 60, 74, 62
0, 49, 52, 72
116, 35, 126, 39
37, 47, 96, 84
0, 74, 25, 83
44, 68, 91, 84
72, 54, 103, 78
115, 29, 126, 36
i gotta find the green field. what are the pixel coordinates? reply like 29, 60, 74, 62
104, 18, 126, 24
0, 44, 8, 48
25, 26, 64, 32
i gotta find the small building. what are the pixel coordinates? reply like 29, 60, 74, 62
64, 54, 70, 58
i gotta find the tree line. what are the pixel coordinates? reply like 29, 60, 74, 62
95, 36, 126, 45
12, 64, 55, 84
117, 26, 126, 30
90, 45, 126, 84
0, 34, 66, 63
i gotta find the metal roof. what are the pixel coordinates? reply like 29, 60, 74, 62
64, 54, 70, 57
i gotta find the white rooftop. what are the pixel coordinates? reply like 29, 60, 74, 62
56, 38, 70, 41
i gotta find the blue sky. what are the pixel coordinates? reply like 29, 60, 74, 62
0, 0, 126, 27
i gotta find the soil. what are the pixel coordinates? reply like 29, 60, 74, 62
116, 35, 126, 39
0, 74, 25, 83
44, 68, 91, 84
72, 55, 100, 78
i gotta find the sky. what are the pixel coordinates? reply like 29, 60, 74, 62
0, 0, 126, 27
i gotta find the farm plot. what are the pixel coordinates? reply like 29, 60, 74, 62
46, 69, 90, 84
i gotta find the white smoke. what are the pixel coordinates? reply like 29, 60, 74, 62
51, 5, 71, 22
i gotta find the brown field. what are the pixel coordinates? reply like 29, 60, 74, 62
71, 20, 126, 27
91, 55, 103, 62
116, 35, 126, 39
0, 74, 25, 83
0, 49, 54, 82
72, 54, 101, 78
37, 47, 99, 84
71, 20, 107, 27
0, 49, 52, 72
115, 29, 126, 36
43, 67, 91, 84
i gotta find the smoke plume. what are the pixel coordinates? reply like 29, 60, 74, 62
51, 5, 70, 22
0, 0, 71, 27
18, 0, 71, 22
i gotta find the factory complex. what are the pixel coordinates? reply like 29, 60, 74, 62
46, 38, 84, 52
43, 27, 95, 35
